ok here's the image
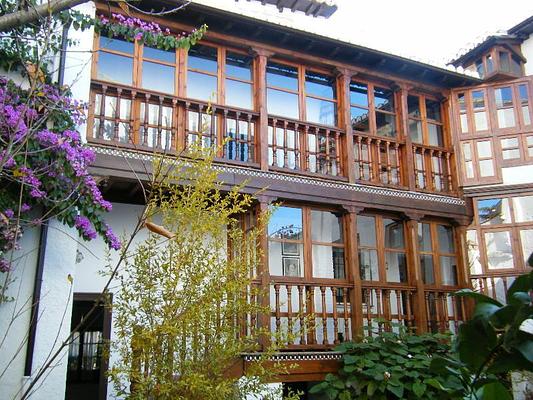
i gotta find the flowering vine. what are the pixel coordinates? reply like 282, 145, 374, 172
0, 77, 121, 273
95, 13, 207, 51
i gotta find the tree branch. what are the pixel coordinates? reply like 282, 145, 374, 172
0, 0, 89, 32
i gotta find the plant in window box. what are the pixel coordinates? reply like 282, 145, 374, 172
95, 13, 207, 51
310, 325, 464, 399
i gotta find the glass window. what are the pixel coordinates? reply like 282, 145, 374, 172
268, 206, 304, 277
408, 95, 420, 117
351, 107, 370, 132
226, 52, 252, 81
306, 97, 336, 126
311, 210, 344, 279
359, 249, 379, 281
374, 87, 394, 113
267, 62, 298, 90
143, 46, 175, 63
385, 252, 407, 283
384, 218, 404, 248
476, 141, 495, 177
494, 87, 515, 128
311, 210, 343, 243
511, 55, 522, 75
437, 225, 455, 253
305, 71, 336, 126
187, 71, 217, 102
426, 99, 441, 121
226, 79, 252, 109
312, 245, 345, 279
375, 112, 395, 137
188, 45, 218, 73
475, 59, 484, 77
141, 61, 175, 94
357, 215, 378, 281
99, 36, 134, 53
267, 89, 298, 119
462, 142, 474, 179
478, 198, 511, 225
351, 81, 396, 137
501, 137, 520, 160
420, 254, 435, 284
499, 52, 510, 72
440, 256, 457, 285
466, 230, 482, 275
486, 54, 494, 74
187, 45, 218, 101
225, 52, 253, 109
418, 223, 432, 251
485, 231, 514, 269
357, 216, 376, 247
472, 90, 488, 131
520, 229, 533, 266
97, 52, 133, 85
266, 62, 299, 119
519, 84, 531, 126
305, 71, 335, 99
513, 196, 533, 222
350, 82, 368, 106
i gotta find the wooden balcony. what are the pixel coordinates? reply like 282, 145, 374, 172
470, 271, 522, 304
87, 81, 458, 195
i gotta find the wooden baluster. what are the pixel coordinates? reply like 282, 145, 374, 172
375, 288, 382, 333
343, 288, 349, 341
502, 277, 509, 295
98, 85, 107, 139
432, 150, 439, 190
295, 123, 301, 170
222, 109, 229, 158
413, 146, 420, 189
307, 285, 316, 345
304, 125, 311, 172
445, 152, 452, 192
157, 97, 163, 149
376, 139, 382, 183
210, 106, 216, 148
482, 277, 488, 295
235, 112, 241, 161
406, 290, 413, 331
128, 90, 136, 144
282, 120, 288, 168
250, 292, 256, 335
143, 94, 150, 146
325, 130, 331, 175
247, 114, 253, 162
298, 285, 305, 345
114, 88, 122, 141
320, 286, 327, 344
425, 292, 431, 332
170, 99, 177, 150
287, 285, 293, 345
490, 276, 497, 300
184, 101, 190, 147
395, 290, 403, 325
451, 295, 459, 333
434, 292, 442, 332
274, 284, 281, 344
460, 296, 466, 324
332, 287, 339, 344
272, 119, 278, 166
367, 138, 374, 181
365, 289, 372, 337
336, 131, 342, 176
386, 141, 392, 184
441, 293, 449, 332
356, 135, 363, 179
394, 142, 401, 185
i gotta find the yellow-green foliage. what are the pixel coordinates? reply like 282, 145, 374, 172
108, 145, 294, 399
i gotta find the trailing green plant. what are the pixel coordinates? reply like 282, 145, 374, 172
430, 270, 533, 400
310, 327, 464, 399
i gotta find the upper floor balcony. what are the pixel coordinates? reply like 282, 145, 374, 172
86, 33, 459, 196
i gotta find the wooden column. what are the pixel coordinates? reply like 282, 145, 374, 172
453, 219, 475, 320
256, 195, 274, 349
335, 68, 356, 183
404, 212, 427, 334
396, 83, 416, 190
342, 205, 364, 339
252, 48, 274, 171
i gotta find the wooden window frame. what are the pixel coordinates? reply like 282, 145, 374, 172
491, 84, 519, 133
418, 221, 459, 288
267, 205, 348, 283
408, 93, 446, 149
357, 214, 409, 285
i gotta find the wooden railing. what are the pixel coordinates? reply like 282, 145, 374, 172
470, 271, 522, 304
353, 134, 404, 187
424, 289, 466, 334
88, 81, 460, 195
268, 117, 344, 177
412, 145, 454, 193
89, 81, 259, 163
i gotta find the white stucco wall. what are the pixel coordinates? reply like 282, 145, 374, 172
521, 35, 533, 76
501, 165, 533, 185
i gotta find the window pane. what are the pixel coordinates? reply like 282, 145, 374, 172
375, 112, 396, 137
503, 149, 520, 160
420, 254, 434, 284
428, 124, 443, 147
306, 97, 336, 125
351, 107, 370, 132
305, 71, 335, 99
268, 206, 303, 239
143, 46, 175, 63
142, 61, 175, 94
437, 225, 454, 253
409, 120, 423, 143
477, 140, 492, 158
478, 198, 511, 225
462, 142, 472, 160
474, 111, 488, 131
494, 87, 514, 108
426, 99, 441, 121
267, 89, 299, 119
350, 82, 368, 106
225, 79, 252, 109
357, 215, 376, 247
440, 256, 457, 285
384, 218, 404, 249
267, 62, 298, 91
466, 230, 482, 275
385, 252, 407, 283
99, 37, 134, 53
458, 93, 467, 111
479, 159, 495, 177
511, 55, 522, 75
418, 223, 432, 251
499, 52, 510, 72
520, 229, 533, 266
513, 196, 533, 222
311, 210, 343, 243
475, 59, 484, 77
188, 45, 218, 73
501, 137, 518, 149
187, 71, 217, 101
472, 91, 485, 109
313, 245, 345, 279
374, 87, 394, 112
97, 52, 133, 85
268, 241, 304, 276
407, 95, 420, 118
486, 54, 494, 73
460, 114, 468, 133
497, 108, 516, 128
226, 52, 252, 81
465, 160, 474, 179
485, 231, 514, 269
359, 249, 379, 281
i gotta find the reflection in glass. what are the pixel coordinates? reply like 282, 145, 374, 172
306, 97, 336, 125
350, 82, 368, 105
376, 112, 396, 137
359, 249, 378, 281
143, 46, 175, 63
418, 223, 432, 251
407, 95, 420, 117
384, 219, 404, 248
188, 45, 218, 72
466, 230, 482, 275
187, 71, 217, 101
499, 52, 510, 72
266, 62, 298, 90
267, 89, 298, 119
513, 196, 533, 222
425, 99, 441, 121
226, 52, 252, 80
479, 159, 494, 177
374, 87, 394, 112
305, 71, 335, 99
313, 245, 345, 279
478, 198, 511, 225
440, 256, 457, 285
99, 37, 134, 53
268, 206, 303, 239
420, 254, 434, 284
357, 216, 376, 247
497, 108, 516, 128
311, 211, 343, 243
428, 124, 443, 147
351, 107, 370, 132
97, 52, 133, 85
474, 111, 488, 131
485, 231, 514, 269
519, 84, 531, 125
477, 140, 492, 158
437, 225, 454, 253
385, 252, 407, 283
225, 79, 252, 109
409, 120, 423, 143
142, 61, 175, 94
520, 229, 533, 266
